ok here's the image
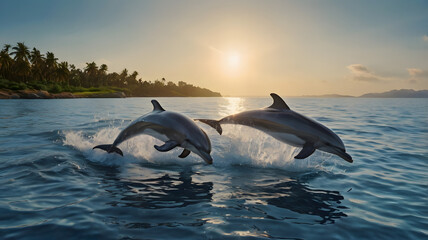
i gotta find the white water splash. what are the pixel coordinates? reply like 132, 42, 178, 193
62, 128, 202, 167
206, 125, 330, 172
62, 124, 333, 171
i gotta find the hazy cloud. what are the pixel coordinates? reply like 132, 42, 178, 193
407, 68, 428, 83
424, 35, 428, 42
347, 64, 384, 82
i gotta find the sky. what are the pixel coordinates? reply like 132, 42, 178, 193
1, 0, 427, 96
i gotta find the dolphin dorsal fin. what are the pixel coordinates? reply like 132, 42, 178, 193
268, 93, 290, 110
151, 100, 165, 111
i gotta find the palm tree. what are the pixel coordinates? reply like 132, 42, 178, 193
84, 62, 98, 87
56, 61, 70, 85
30, 48, 45, 82
127, 71, 139, 86
2, 44, 11, 52
99, 64, 108, 86
11, 42, 30, 63
99, 64, 108, 73
0, 44, 13, 79
85, 62, 98, 75
106, 72, 119, 87
117, 68, 128, 87
69, 64, 82, 87
45, 52, 58, 82
11, 42, 31, 81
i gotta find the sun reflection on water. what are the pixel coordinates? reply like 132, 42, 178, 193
219, 97, 246, 117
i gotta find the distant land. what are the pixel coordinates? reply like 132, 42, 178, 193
0, 42, 221, 99
299, 94, 354, 98
358, 89, 428, 98
298, 89, 428, 98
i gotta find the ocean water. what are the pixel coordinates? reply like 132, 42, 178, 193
0, 97, 427, 240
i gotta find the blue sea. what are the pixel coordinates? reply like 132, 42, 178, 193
0, 97, 427, 240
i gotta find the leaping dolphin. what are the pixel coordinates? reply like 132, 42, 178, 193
93, 100, 213, 164
197, 93, 353, 163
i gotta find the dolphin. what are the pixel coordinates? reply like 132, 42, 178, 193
197, 93, 353, 163
93, 100, 213, 164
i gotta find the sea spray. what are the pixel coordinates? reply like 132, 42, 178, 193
62, 128, 203, 167
63, 124, 331, 172
207, 125, 327, 172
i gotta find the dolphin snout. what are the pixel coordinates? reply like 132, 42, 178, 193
199, 151, 213, 164
319, 145, 353, 163
333, 148, 353, 163
339, 151, 353, 163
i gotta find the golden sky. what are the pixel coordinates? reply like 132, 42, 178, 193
1, 0, 427, 96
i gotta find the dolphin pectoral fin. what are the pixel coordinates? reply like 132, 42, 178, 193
294, 143, 316, 159
93, 144, 124, 156
154, 140, 179, 152
178, 149, 191, 158
196, 119, 222, 135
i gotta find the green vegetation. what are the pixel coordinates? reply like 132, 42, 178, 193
0, 42, 221, 97
0, 77, 127, 95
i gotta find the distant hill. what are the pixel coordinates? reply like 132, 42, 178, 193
295, 89, 428, 98
299, 94, 354, 98
359, 89, 428, 98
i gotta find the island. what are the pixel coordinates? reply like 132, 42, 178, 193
358, 89, 428, 98
296, 89, 428, 98
0, 42, 221, 99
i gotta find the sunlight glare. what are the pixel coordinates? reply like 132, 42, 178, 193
220, 97, 245, 116
227, 52, 241, 68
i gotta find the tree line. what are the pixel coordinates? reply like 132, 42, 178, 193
0, 42, 221, 97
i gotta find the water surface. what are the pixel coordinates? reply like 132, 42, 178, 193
0, 97, 427, 239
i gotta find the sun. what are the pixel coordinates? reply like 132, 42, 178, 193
227, 52, 241, 68
209, 46, 245, 76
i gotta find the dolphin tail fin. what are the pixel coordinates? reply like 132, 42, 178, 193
93, 144, 124, 156
196, 119, 222, 135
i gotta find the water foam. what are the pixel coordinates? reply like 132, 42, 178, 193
207, 125, 330, 172
63, 124, 332, 172
62, 127, 203, 167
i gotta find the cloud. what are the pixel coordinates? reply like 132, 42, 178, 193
407, 68, 428, 83
424, 35, 428, 42
347, 64, 428, 84
346, 64, 385, 82
208, 45, 225, 55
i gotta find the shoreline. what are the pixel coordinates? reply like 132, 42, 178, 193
0, 89, 126, 99
0, 89, 222, 99
2, 89, 427, 99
